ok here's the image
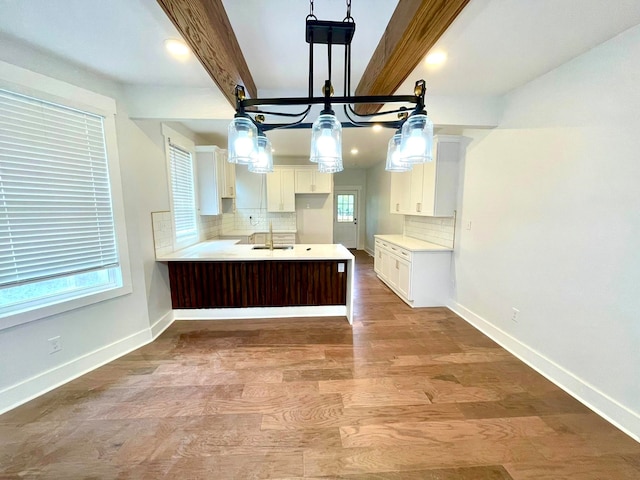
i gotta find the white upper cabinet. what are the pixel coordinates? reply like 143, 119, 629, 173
218, 149, 236, 199
389, 135, 462, 217
294, 166, 332, 194
266, 166, 295, 212
196, 146, 236, 215
390, 169, 412, 214
196, 146, 221, 215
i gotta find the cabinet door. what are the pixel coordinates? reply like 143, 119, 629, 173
225, 160, 236, 198
420, 157, 436, 215
196, 150, 221, 215
388, 254, 400, 288
253, 233, 266, 245
280, 168, 296, 211
374, 245, 382, 274
410, 164, 424, 215
216, 149, 235, 198
294, 169, 314, 193
313, 171, 333, 193
266, 170, 282, 212
390, 171, 412, 214
397, 257, 411, 300
381, 249, 392, 280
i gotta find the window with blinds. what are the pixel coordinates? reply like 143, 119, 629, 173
168, 142, 198, 245
0, 88, 121, 312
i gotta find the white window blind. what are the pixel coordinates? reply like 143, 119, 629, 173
0, 89, 118, 288
168, 142, 197, 242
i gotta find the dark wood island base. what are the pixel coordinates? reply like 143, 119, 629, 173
169, 260, 348, 309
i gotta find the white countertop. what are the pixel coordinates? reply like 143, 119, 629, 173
157, 240, 354, 261
374, 234, 453, 252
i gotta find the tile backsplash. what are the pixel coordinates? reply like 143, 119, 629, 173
199, 215, 223, 241
234, 208, 297, 231
151, 211, 174, 257
404, 215, 455, 248
152, 208, 297, 257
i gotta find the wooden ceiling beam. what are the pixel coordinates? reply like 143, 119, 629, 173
156, 0, 257, 107
354, 0, 470, 115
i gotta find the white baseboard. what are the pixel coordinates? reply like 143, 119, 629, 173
364, 247, 374, 257
0, 308, 175, 415
447, 300, 640, 442
0, 327, 154, 415
150, 310, 175, 339
174, 305, 347, 321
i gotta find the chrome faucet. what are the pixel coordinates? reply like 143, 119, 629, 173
266, 220, 274, 250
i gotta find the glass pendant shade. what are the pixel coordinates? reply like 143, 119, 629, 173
399, 113, 433, 164
228, 117, 258, 164
248, 135, 274, 173
310, 114, 342, 167
385, 133, 412, 172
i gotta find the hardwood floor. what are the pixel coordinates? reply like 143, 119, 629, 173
1, 250, 639, 479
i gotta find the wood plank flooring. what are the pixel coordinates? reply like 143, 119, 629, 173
1, 250, 639, 479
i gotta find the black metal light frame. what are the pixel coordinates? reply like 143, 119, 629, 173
232, 15, 427, 133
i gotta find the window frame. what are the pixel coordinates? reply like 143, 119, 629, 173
162, 124, 199, 250
0, 60, 132, 330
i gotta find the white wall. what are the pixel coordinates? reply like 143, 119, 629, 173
0, 40, 179, 412
295, 194, 333, 244
364, 161, 404, 253
452, 24, 640, 439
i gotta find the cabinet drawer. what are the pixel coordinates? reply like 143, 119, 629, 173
387, 244, 411, 261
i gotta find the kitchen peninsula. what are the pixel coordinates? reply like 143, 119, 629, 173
157, 241, 355, 324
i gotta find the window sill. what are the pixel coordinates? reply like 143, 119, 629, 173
0, 283, 133, 331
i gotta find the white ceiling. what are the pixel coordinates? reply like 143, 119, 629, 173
1, 0, 639, 168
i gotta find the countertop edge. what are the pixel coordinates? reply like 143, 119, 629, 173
156, 242, 354, 262
374, 234, 453, 252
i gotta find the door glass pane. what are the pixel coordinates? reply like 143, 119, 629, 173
337, 194, 355, 222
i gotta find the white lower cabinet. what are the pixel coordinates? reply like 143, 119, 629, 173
374, 237, 451, 307
250, 232, 296, 246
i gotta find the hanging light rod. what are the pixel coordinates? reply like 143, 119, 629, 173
228, 0, 434, 173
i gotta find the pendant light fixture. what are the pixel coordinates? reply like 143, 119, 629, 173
227, 0, 434, 174
227, 115, 257, 164
248, 120, 274, 173
385, 132, 411, 172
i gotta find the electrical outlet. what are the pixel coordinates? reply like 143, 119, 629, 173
511, 308, 520, 323
465, 220, 472, 230
48, 336, 62, 354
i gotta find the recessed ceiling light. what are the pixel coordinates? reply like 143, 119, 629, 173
351, 148, 359, 155
164, 38, 190, 60
425, 51, 447, 66
372, 124, 382, 132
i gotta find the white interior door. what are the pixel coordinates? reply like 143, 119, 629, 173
333, 189, 358, 248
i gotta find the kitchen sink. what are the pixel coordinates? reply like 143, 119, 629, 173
252, 245, 294, 250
